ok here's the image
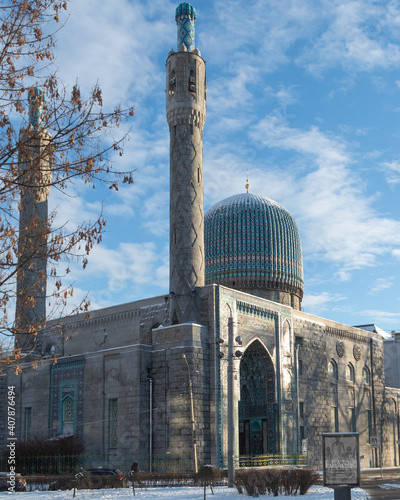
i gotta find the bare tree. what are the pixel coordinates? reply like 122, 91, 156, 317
0, 1, 134, 361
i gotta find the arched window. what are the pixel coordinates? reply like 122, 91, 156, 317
189, 69, 196, 92
63, 397, 73, 424
239, 340, 276, 455
347, 363, 355, 383
328, 359, 338, 380
62, 396, 74, 435
363, 366, 370, 385
169, 70, 176, 94
392, 399, 398, 466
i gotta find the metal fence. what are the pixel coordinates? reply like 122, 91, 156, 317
0, 453, 306, 475
238, 454, 307, 468
0, 455, 87, 475
0, 454, 192, 475
134, 454, 191, 473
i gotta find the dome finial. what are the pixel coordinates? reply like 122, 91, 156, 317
245, 170, 250, 193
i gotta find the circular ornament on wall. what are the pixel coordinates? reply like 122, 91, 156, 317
336, 340, 345, 357
353, 344, 361, 361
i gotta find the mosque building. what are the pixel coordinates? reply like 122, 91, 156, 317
1, 3, 400, 472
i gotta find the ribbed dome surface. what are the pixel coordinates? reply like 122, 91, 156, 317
204, 193, 304, 298
175, 3, 197, 20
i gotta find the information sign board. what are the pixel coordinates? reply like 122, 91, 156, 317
323, 433, 360, 487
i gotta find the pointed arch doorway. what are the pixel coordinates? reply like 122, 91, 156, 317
239, 339, 278, 456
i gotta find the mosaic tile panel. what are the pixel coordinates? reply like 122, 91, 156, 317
50, 359, 85, 438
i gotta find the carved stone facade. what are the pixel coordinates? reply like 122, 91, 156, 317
2, 285, 399, 471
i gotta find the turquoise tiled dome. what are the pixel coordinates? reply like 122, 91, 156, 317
205, 193, 304, 300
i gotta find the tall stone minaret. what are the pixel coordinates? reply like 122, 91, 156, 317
15, 88, 52, 352
167, 3, 206, 324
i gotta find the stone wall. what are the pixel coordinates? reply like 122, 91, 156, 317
151, 322, 210, 469
294, 311, 387, 469
2, 286, 398, 473
384, 387, 400, 467
384, 334, 400, 389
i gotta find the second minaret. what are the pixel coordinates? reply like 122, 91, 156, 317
166, 3, 206, 324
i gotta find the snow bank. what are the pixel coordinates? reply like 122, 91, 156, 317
14, 485, 367, 499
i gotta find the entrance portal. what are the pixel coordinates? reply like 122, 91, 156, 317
239, 340, 277, 455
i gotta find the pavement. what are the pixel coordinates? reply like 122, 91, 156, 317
361, 468, 400, 499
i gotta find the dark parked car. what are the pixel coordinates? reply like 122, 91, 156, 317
81, 468, 125, 489
0, 472, 27, 492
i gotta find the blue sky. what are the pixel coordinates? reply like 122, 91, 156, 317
48, 0, 400, 333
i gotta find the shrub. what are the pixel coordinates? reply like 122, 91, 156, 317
233, 467, 319, 497
298, 469, 319, 495
196, 465, 219, 483
195, 465, 221, 498
264, 469, 282, 496
0, 435, 84, 475
234, 470, 260, 496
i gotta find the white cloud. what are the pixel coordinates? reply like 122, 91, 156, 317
358, 309, 400, 328
250, 114, 400, 274
49, 180, 103, 234
209, 67, 259, 114
200, 0, 400, 86
141, 191, 169, 237
275, 86, 299, 107
393, 249, 400, 260
202, 0, 314, 71
56, 0, 173, 107
368, 277, 395, 295
87, 242, 165, 287
302, 291, 346, 312
95, 122, 170, 220
335, 270, 352, 282
298, 1, 400, 74
49, 240, 169, 314
381, 161, 400, 186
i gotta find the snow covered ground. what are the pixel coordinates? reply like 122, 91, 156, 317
5, 486, 367, 498
381, 484, 400, 489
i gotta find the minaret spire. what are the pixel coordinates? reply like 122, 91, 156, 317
15, 88, 52, 352
167, 3, 206, 324
176, 2, 197, 52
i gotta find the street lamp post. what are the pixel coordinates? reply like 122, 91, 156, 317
182, 354, 198, 474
